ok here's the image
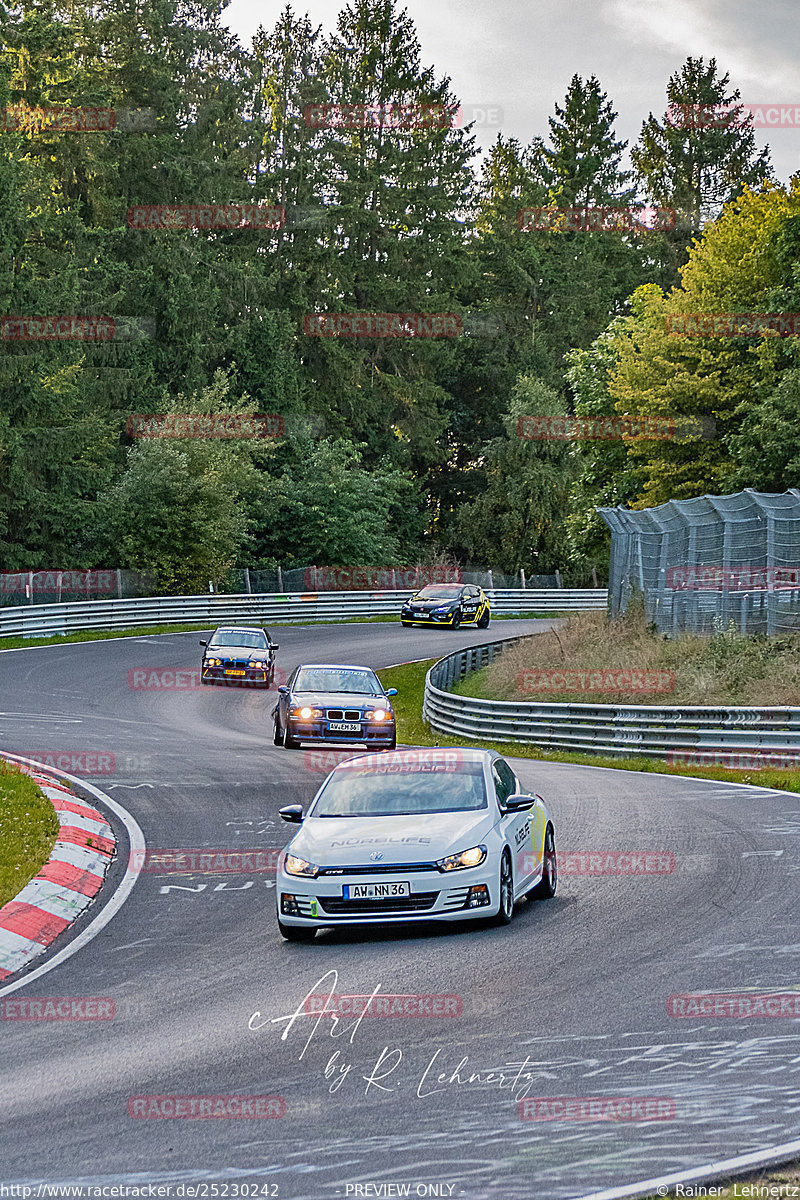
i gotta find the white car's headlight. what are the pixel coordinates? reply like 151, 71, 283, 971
284, 854, 319, 878
436, 845, 487, 872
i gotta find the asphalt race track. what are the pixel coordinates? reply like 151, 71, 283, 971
2, 620, 800, 1199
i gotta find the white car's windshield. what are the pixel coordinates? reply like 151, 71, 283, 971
313, 763, 487, 816
210, 630, 268, 648
294, 668, 383, 695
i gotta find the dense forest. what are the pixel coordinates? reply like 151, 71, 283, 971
1, 0, 798, 591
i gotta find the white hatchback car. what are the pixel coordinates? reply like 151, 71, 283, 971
275, 747, 557, 941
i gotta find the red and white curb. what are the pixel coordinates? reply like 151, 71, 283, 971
0, 759, 117, 981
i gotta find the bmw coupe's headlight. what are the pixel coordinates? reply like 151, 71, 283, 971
366, 708, 390, 721
284, 854, 319, 878
252, 660, 265, 668
206, 657, 221, 666
290, 706, 323, 719
436, 845, 487, 872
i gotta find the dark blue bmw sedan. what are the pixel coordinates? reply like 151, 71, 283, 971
271, 663, 397, 750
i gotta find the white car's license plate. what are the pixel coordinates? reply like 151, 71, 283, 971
328, 721, 360, 732
343, 881, 410, 899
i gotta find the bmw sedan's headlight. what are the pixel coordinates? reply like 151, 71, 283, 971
290, 706, 323, 719
366, 708, 391, 722
284, 854, 319, 878
436, 845, 487, 872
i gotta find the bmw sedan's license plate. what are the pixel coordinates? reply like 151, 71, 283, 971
225, 669, 246, 676
328, 721, 361, 732
343, 881, 410, 899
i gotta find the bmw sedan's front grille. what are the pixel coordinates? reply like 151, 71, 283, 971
326, 709, 362, 721
318, 892, 438, 915
318, 862, 439, 876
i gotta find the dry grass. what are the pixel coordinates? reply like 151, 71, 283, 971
473, 606, 800, 707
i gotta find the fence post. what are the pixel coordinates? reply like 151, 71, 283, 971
277, 565, 283, 593
116, 569, 123, 599
244, 567, 252, 594
591, 567, 599, 588
555, 569, 563, 589
27, 571, 33, 604
488, 569, 494, 593
56, 571, 63, 603
520, 568, 526, 590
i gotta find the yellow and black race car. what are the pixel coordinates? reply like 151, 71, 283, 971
400, 583, 490, 629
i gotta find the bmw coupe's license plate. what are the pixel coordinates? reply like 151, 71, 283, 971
225, 669, 246, 676
343, 881, 410, 899
328, 721, 360, 732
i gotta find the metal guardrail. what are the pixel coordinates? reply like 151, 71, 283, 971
0, 589, 608, 639
423, 636, 800, 760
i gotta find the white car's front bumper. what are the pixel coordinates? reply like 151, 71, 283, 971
277, 860, 501, 927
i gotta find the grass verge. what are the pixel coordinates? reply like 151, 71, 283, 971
0, 759, 59, 908
475, 606, 800, 707
376, 657, 800, 795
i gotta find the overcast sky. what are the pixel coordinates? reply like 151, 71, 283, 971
223, 0, 799, 185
